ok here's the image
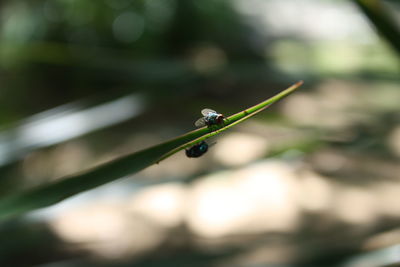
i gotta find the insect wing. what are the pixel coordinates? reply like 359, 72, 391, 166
194, 117, 207, 127
201, 108, 217, 116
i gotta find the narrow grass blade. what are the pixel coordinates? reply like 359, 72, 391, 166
0, 81, 303, 219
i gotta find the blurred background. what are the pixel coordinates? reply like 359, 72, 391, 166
1, 0, 400, 266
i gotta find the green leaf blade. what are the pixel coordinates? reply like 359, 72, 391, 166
0, 81, 303, 220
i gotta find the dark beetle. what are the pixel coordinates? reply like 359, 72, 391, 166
185, 141, 209, 158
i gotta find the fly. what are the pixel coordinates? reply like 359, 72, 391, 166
185, 141, 209, 158
194, 108, 225, 127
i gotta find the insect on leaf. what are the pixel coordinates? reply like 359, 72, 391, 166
0, 81, 304, 220
201, 108, 217, 116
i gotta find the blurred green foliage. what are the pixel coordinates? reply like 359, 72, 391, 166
0, 0, 399, 266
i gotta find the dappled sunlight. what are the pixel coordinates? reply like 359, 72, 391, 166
213, 132, 269, 166
182, 161, 300, 237
51, 203, 128, 243
298, 170, 332, 212
281, 80, 372, 129
187, 174, 254, 238
46, 153, 400, 263
50, 202, 167, 260
375, 183, 400, 217
309, 149, 348, 173
332, 186, 378, 225
281, 92, 322, 126
128, 183, 186, 228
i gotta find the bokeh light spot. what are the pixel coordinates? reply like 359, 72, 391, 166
112, 11, 144, 43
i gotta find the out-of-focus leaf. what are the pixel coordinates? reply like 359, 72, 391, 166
354, 0, 400, 56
